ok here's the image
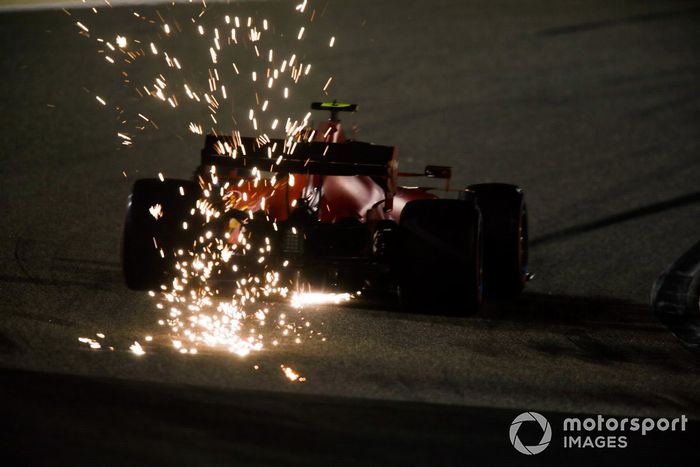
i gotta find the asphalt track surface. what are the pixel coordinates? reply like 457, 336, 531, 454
1, 0, 700, 464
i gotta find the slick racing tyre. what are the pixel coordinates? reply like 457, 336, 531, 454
121, 178, 200, 290
397, 198, 483, 315
467, 183, 528, 298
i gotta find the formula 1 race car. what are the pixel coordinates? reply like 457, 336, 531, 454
122, 101, 529, 314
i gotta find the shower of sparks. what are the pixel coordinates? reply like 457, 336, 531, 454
78, 337, 101, 349
148, 195, 327, 356
130, 341, 146, 355
71, 0, 345, 365
73, 0, 335, 150
149, 204, 163, 219
281, 365, 306, 382
322, 77, 332, 92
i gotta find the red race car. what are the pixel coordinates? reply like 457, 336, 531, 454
122, 101, 529, 314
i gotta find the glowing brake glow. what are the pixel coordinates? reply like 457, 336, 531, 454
291, 292, 352, 308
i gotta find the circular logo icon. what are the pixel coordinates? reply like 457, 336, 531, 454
509, 412, 552, 455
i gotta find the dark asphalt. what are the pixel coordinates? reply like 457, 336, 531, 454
2, 366, 697, 466
1, 0, 700, 463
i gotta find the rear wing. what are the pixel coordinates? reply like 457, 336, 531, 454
398, 165, 452, 191
201, 134, 398, 178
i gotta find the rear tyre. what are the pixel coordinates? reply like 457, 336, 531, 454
467, 183, 528, 298
122, 178, 200, 290
397, 198, 483, 315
